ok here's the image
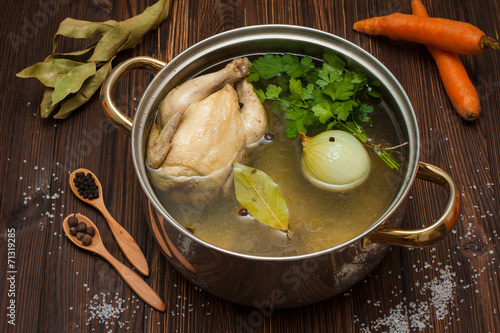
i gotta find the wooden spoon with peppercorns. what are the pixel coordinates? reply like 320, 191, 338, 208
69, 168, 149, 277
62, 214, 166, 312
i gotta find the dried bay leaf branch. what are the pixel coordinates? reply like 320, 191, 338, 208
17, 0, 171, 119
51, 61, 96, 106
53, 18, 118, 52
45, 42, 98, 63
89, 26, 133, 63
16, 59, 84, 87
90, 0, 170, 62
118, 0, 170, 51
54, 59, 113, 119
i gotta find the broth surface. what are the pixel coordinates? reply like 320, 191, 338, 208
148, 55, 407, 257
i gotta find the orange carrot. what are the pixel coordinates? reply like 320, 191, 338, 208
411, 0, 480, 121
353, 13, 499, 55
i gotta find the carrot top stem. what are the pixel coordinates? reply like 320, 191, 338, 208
481, 36, 500, 50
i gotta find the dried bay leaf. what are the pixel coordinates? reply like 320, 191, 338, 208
233, 162, 290, 233
54, 59, 113, 119
16, 59, 84, 87
117, 0, 170, 52
89, 26, 133, 62
51, 61, 96, 106
90, 0, 170, 62
45, 41, 98, 63
53, 18, 118, 52
17, 0, 171, 119
40, 87, 56, 118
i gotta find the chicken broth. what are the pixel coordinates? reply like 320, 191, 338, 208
147, 55, 406, 257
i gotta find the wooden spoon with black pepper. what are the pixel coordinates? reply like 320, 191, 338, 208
62, 214, 166, 312
69, 168, 149, 277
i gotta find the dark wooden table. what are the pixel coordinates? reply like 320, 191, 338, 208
1, 0, 499, 332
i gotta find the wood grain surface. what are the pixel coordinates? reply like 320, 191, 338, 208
1, 0, 499, 332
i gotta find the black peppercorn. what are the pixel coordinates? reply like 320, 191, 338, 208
238, 208, 249, 216
185, 227, 195, 234
264, 133, 275, 141
85, 226, 95, 237
77, 222, 87, 232
73, 171, 100, 200
82, 234, 93, 246
67, 215, 78, 228
76, 232, 85, 240
69, 227, 78, 236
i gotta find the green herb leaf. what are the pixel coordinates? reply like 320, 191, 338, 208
302, 83, 315, 100
332, 100, 358, 121
54, 59, 113, 119
233, 162, 289, 233
254, 88, 266, 102
51, 62, 96, 106
312, 103, 333, 123
289, 78, 303, 98
283, 106, 313, 138
246, 67, 260, 82
316, 70, 340, 88
300, 56, 315, 74
265, 84, 282, 100
283, 105, 307, 121
322, 80, 356, 102
357, 104, 374, 123
282, 54, 315, 79
53, 18, 118, 52
252, 54, 284, 80
323, 51, 346, 74
16, 59, 84, 87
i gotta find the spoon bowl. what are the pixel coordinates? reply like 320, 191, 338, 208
69, 169, 104, 206
62, 213, 166, 312
63, 213, 104, 253
69, 168, 150, 276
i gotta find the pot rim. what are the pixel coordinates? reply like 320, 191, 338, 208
131, 24, 420, 262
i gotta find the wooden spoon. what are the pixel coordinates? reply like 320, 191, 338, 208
62, 214, 166, 312
69, 168, 149, 276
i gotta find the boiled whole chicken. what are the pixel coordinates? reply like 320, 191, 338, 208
147, 58, 268, 204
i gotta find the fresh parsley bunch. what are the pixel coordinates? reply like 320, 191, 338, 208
247, 52, 399, 169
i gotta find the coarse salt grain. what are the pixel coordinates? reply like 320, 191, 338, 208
359, 265, 457, 332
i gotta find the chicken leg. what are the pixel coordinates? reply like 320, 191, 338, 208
236, 79, 268, 146
158, 57, 252, 128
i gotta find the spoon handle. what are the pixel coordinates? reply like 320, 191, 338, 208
98, 203, 150, 277
99, 249, 166, 312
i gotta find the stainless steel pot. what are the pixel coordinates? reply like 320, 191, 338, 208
100, 25, 460, 308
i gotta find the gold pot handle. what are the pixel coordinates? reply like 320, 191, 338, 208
364, 162, 460, 248
100, 56, 167, 136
